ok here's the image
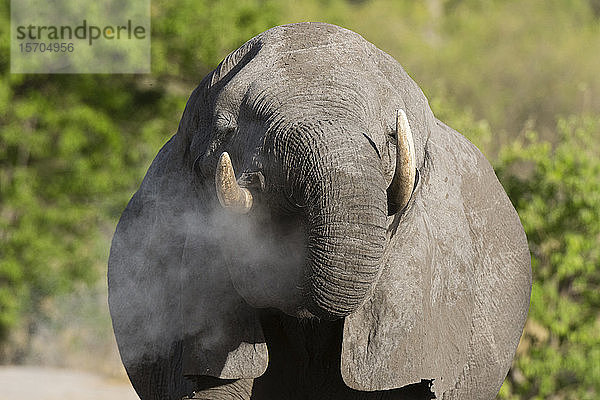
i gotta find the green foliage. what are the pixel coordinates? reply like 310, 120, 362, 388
0, 77, 170, 340
151, 0, 281, 80
429, 92, 493, 156
495, 116, 600, 400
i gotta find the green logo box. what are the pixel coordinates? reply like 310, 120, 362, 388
11, 0, 150, 73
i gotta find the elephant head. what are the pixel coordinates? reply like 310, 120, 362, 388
108, 23, 531, 400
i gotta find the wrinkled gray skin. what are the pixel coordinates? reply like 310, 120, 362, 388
108, 23, 531, 400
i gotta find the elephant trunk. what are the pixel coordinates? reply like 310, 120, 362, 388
295, 132, 388, 320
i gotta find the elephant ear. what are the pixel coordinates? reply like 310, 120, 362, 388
341, 120, 530, 396
108, 135, 268, 400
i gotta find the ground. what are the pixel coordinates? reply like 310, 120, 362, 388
0, 366, 138, 400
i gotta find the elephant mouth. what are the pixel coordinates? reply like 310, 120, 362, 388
219, 195, 308, 314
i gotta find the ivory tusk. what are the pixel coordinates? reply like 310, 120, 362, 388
387, 109, 416, 215
215, 152, 253, 214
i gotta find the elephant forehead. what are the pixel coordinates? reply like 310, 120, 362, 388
212, 23, 383, 101
217, 39, 391, 127
264, 22, 359, 51
249, 24, 385, 87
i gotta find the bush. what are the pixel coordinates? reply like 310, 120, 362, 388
496, 115, 600, 400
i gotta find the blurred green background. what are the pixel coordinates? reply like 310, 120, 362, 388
0, 0, 598, 399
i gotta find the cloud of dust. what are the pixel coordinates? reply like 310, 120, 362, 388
108, 177, 308, 375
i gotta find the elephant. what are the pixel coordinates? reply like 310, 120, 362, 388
108, 22, 531, 400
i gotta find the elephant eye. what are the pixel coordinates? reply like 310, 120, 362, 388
362, 132, 381, 159
238, 171, 265, 191
215, 112, 237, 136
413, 169, 420, 191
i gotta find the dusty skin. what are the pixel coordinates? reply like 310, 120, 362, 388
0, 366, 138, 400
